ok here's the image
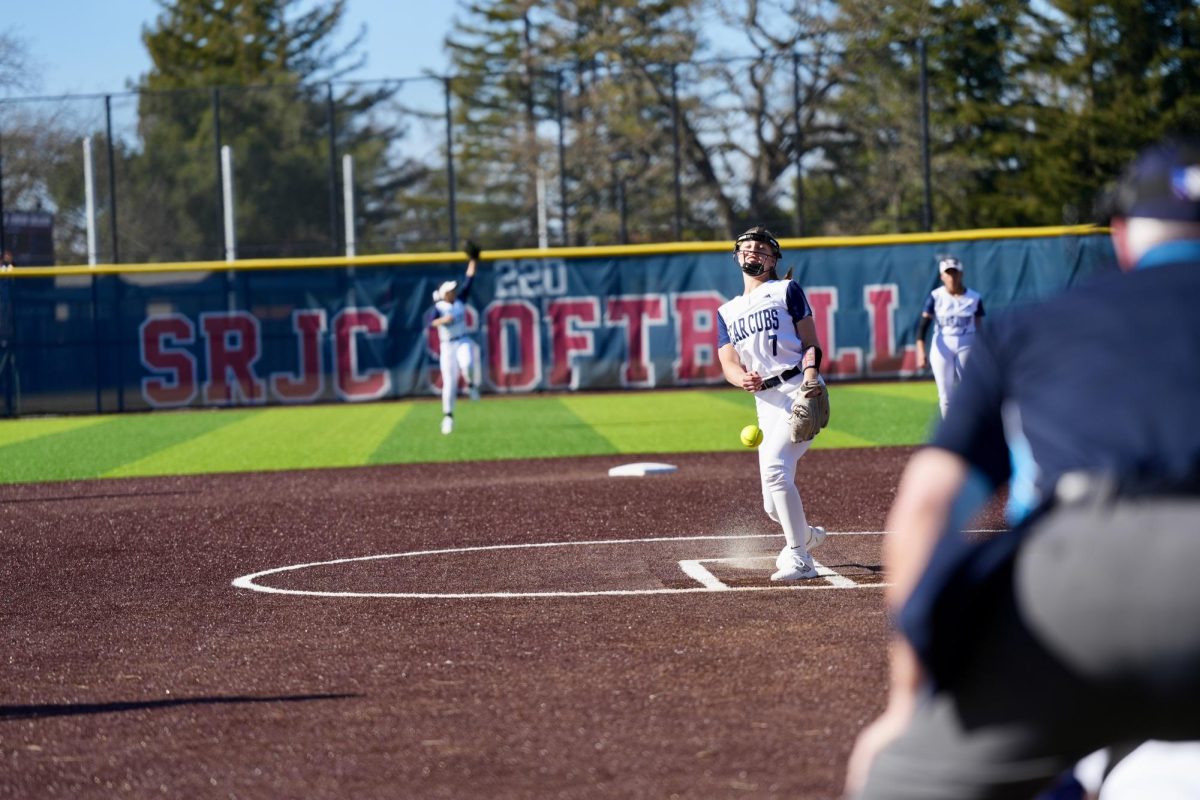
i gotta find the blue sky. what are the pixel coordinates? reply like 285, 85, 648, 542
8, 0, 460, 97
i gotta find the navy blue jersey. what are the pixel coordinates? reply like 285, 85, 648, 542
932, 244, 1200, 523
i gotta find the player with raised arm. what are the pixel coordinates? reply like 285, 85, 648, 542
716, 226, 831, 581
431, 240, 482, 435
914, 256, 984, 417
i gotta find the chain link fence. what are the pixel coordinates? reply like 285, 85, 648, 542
1, 49, 937, 266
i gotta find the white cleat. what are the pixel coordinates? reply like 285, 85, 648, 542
441, 415, 453, 435
771, 549, 820, 581
771, 543, 820, 581
469, 386, 481, 401
806, 525, 827, 551
775, 526, 827, 571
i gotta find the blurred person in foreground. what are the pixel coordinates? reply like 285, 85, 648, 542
843, 135, 1200, 799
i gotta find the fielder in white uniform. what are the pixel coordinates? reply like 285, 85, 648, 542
430, 243, 481, 435
717, 226, 828, 581
915, 256, 985, 417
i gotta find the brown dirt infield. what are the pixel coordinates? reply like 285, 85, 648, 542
1, 447, 1006, 799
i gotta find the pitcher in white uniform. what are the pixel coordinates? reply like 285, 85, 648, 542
915, 256, 985, 417
716, 226, 828, 582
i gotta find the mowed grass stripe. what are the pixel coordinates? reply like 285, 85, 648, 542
693, 384, 930, 450
560, 389, 757, 453
0, 411, 254, 484
846, 380, 940, 402
831, 383, 940, 445
0, 415, 110, 448
554, 383, 934, 451
369, 395, 615, 464
811, 427, 880, 449
0, 382, 943, 484
105, 403, 413, 478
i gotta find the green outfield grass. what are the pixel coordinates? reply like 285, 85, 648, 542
0, 381, 940, 485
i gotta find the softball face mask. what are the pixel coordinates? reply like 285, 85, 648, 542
734, 229, 782, 277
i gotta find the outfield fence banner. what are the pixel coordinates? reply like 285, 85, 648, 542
0, 229, 1116, 416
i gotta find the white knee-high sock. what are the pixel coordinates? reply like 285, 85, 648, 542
441, 357, 458, 415
769, 486, 810, 556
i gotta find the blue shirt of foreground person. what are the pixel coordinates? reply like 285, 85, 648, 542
844, 136, 1200, 800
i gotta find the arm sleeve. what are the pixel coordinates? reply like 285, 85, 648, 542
716, 311, 731, 348
457, 273, 475, 301
784, 280, 813, 322
916, 315, 931, 342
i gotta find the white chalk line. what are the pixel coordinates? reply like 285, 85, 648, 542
678, 556, 857, 589
232, 531, 901, 599
813, 558, 857, 588
678, 559, 728, 590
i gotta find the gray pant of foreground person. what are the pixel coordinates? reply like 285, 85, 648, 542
858, 497, 1200, 800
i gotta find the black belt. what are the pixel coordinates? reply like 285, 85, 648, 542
759, 365, 802, 391
1054, 470, 1200, 505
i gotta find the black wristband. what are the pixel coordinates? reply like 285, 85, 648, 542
802, 345, 823, 372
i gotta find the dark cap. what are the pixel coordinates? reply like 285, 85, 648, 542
1102, 136, 1200, 222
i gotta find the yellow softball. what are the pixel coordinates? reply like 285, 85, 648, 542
739, 423, 763, 448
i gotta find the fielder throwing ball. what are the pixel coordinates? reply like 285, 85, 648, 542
914, 256, 985, 417
430, 241, 482, 435
717, 226, 830, 581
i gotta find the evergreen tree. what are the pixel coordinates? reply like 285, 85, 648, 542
10, 0, 1200, 261
544, 0, 708, 243
1022, 0, 1200, 224
908, 0, 1052, 230
127, 0, 403, 261
443, 0, 707, 247
443, 0, 546, 247
820, 1, 953, 233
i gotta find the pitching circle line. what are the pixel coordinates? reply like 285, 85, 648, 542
231, 532, 888, 599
